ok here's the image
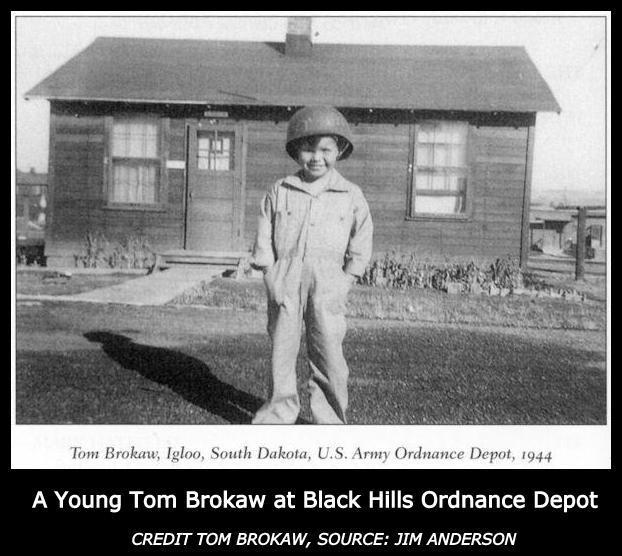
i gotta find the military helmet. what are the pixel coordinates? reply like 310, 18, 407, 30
285, 105, 354, 161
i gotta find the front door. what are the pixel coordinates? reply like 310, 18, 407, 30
185, 121, 245, 251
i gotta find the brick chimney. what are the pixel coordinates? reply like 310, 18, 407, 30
285, 17, 312, 57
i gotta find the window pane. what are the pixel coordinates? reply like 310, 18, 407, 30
214, 136, 231, 170
450, 144, 466, 167
414, 172, 431, 190
111, 163, 157, 204
447, 123, 467, 144
111, 123, 128, 157
415, 173, 443, 191
198, 136, 211, 152
144, 125, 158, 158
416, 145, 432, 167
418, 124, 435, 143
416, 194, 465, 214
431, 174, 446, 190
128, 133, 143, 158
112, 121, 158, 159
447, 175, 467, 192
197, 131, 234, 171
434, 125, 450, 143
197, 136, 212, 170
433, 145, 448, 167
416, 173, 466, 193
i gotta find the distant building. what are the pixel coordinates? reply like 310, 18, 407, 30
16, 168, 48, 263
529, 205, 606, 261
529, 207, 574, 253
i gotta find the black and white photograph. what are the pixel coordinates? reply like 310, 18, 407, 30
12, 12, 609, 469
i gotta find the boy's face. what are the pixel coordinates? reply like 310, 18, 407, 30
297, 136, 339, 181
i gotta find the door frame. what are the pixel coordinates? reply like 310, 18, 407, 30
183, 119, 247, 251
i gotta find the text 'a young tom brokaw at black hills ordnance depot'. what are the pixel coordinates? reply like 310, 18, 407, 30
32, 489, 599, 513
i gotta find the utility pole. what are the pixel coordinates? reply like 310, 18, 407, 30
575, 206, 587, 280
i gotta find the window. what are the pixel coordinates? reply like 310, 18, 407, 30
16, 197, 25, 218
197, 130, 234, 171
411, 121, 469, 217
588, 224, 603, 247
109, 119, 160, 204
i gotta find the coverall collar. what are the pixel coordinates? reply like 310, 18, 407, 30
283, 169, 350, 195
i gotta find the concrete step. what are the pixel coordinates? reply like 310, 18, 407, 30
158, 250, 249, 268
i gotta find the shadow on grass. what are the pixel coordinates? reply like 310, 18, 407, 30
16, 309, 604, 424
83, 331, 269, 424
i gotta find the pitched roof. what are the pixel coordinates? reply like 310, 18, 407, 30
26, 37, 561, 113
530, 208, 575, 223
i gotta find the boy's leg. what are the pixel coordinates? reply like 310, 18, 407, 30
305, 262, 350, 424
252, 297, 304, 424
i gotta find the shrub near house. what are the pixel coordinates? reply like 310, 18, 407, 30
74, 232, 156, 269
360, 253, 522, 294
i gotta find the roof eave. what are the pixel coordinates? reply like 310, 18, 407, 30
24, 93, 561, 114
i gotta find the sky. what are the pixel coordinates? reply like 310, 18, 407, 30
13, 13, 608, 200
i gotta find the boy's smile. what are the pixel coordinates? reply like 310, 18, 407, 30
297, 136, 339, 181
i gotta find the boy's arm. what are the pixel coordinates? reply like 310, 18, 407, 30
250, 184, 277, 270
344, 188, 373, 278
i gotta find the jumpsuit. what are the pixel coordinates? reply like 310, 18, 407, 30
250, 168, 373, 424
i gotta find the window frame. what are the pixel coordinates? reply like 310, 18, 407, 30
406, 120, 474, 221
104, 115, 168, 211
196, 129, 236, 172
587, 224, 603, 247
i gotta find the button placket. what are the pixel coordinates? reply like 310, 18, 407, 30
301, 196, 314, 262
309, 197, 316, 227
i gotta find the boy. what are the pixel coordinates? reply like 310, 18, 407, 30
251, 105, 373, 424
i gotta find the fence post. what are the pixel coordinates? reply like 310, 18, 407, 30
575, 206, 587, 280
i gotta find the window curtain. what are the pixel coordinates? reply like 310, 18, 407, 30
111, 164, 157, 204
413, 121, 468, 215
110, 120, 159, 204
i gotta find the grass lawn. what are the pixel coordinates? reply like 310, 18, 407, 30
16, 270, 143, 296
15, 301, 606, 425
171, 276, 606, 330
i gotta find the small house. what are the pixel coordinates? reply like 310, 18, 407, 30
529, 205, 606, 261
529, 207, 575, 253
26, 18, 560, 269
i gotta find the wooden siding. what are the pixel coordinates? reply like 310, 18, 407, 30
45, 105, 187, 265
243, 120, 529, 264
45, 101, 531, 267
244, 121, 298, 252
